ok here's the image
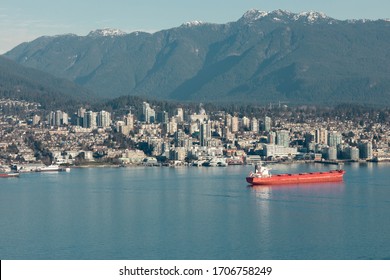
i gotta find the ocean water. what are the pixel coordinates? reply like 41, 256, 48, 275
1, 163, 389, 260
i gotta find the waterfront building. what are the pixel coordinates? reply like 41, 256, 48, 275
337, 143, 349, 159
263, 144, 298, 158
323, 146, 337, 160
349, 146, 360, 161
359, 141, 373, 160
345, 146, 359, 161
120, 149, 146, 164
169, 147, 187, 161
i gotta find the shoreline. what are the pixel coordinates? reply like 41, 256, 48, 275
69, 160, 387, 169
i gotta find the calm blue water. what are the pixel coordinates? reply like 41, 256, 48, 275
1, 163, 390, 260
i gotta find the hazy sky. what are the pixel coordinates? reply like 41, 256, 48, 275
1, 0, 389, 54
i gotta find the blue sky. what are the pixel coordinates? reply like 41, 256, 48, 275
1, 0, 389, 54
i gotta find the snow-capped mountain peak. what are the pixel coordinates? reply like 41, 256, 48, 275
181, 21, 205, 27
294, 11, 330, 22
241, 9, 269, 21
240, 9, 333, 24
88, 28, 127, 37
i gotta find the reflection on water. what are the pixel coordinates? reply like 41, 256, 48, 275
0, 163, 390, 260
250, 181, 345, 193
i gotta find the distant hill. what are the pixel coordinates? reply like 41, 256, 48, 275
5, 10, 390, 105
0, 55, 93, 110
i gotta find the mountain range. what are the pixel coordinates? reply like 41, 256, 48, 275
4, 9, 390, 105
0, 56, 91, 109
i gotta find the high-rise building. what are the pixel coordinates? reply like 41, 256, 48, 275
231, 116, 239, 133
142, 102, 155, 123
97, 110, 111, 128
324, 146, 337, 160
264, 116, 272, 132
55, 110, 62, 126
359, 141, 373, 160
176, 108, 184, 122
124, 113, 134, 130
315, 129, 328, 145
225, 113, 232, 128
48, 110, 68, 126
268, 131, 276, 144
200, 121, 211, 146
328, 131, 342, 147
174, 130, 186, 147
241, 116, 250, 129
348, 146, 360, 161
32, 115, 41, 126
77, 107, 86, 118
250, 117, 258, 133
85, 111, 97, 129
62, 112, 68, 125
168, 117, 177, 134
77, 107, 86, 127
157, 111, 169, 124
304, 132, 315, 148
276, 130, 290, 147
47, 111, 55, 126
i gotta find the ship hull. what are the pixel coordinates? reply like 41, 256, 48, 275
0, 173, 20, 178
246, 170, 345, 185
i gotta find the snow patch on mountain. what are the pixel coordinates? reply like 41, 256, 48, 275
88, 28, 127, 37
241, 9, 333, 24
181, 21, 204, 27
242, 9, 269, 21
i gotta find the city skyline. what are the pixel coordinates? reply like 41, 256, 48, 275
1, 0, 389, 54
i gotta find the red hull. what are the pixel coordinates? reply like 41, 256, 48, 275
246, 170, 345, 185
0, 173, 19, 178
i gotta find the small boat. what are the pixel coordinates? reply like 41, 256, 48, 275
0, 172, 20, 178
246, 163, 345, 185
202, 157, 227, 167
36, 165, 69, 172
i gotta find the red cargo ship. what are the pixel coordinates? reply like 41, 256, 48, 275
246, 164, 345, 185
